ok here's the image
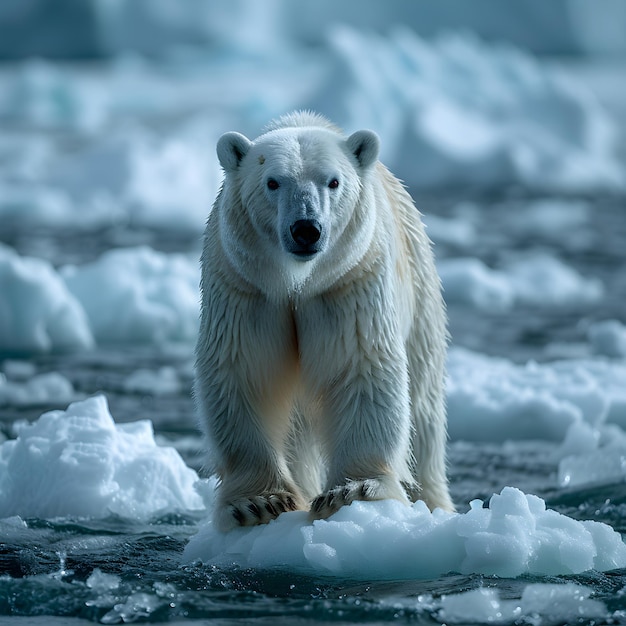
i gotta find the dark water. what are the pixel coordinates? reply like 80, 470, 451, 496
1, 194, 626, 624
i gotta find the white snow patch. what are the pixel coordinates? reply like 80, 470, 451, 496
183, 487, 626, 579
123, 366, 182, 396
440, 254, 604, 312
0, 244, 94, 353
588, 319, 626, 358
438, 583, 606, 624
61, 246, 200, 346
0, 395, 204, 520
315, 27, 624, 191
446, 347, 626, 442
0, 370, 76, 408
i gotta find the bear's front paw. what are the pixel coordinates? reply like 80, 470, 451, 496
310, 478, 395, 520
218, 492, 303, 531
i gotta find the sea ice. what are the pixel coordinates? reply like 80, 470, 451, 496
183, 486, 626, 579
439, 253, 603, 312
588, 319, 626, 358
0, 395, 204, 520
0, 243, 94, 353
1, 394, 625, 580
0, 370, 76, 408
313, 27, 624, 191
438, 583, 606, 624
446, 347, 626, 442
61, 246, 200, 345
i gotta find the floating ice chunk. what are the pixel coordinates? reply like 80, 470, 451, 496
314, 27, 624, 191
509, 199, 590, 239
446, 348, 626, 442
503, 253, 604, 307
438, 583, 606, 624
0, 244, 94, 354
0, 371, 76, 408
422, 212, 477, 248
439, 258, 515, 312
183, 487, 626, 579
0, 395, 203, 520
62, 247, 200, 345
559, 449, 626, 488
589, 319, 626, 358
123, 366, 182, 396
439, 254, 603, 312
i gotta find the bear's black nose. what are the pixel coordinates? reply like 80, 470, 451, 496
290, 219, 322, 247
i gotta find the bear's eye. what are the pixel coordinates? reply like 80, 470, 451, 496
328, 178, 339, 189
267, 178, 280, 190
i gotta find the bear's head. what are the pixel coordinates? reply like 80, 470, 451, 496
216, 122, 380, 280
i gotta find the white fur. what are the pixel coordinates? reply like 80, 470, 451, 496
195, 111, 454, 531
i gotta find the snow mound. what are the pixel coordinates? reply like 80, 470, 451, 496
314, 27, 623, 191
0, 370, 76, 408
446, 348, 626, 442
61, 246, 200, 345
0, 244, 94, 353
0, 395, 203, 520
438, 583, 606, 625
588, 319, 626, 358
439, 254, 603, 312
183, 486, 626, 579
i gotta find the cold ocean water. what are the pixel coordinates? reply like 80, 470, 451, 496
1, 195, 626, 625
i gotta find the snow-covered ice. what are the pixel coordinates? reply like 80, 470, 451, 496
447, 347, 626, 442
439, 254, 604, 313
0, 395, 203, 520
61, 246, 200, 345
437, 583, 606, 625
1, 395, 625, 580
0, 22, 623, 239
0, 370, 76, 408
183, 486, 626, 579
312, 27, 624, 191
0, 243, 94, 353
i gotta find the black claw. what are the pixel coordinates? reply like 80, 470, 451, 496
285, 495, 297, 510
342, 485, 352, 501
359, 482, 369, 498
247, 501, 262, 518
265, 501, 278, 517
232, 507, 245, 525
312, 497, 324, 513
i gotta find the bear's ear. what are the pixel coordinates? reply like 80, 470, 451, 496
217, 132, 252, 172
346, 130, 380, 169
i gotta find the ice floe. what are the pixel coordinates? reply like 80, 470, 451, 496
183, 486, 626, 579
0, 243, 94, 353
1, 393, 625, 580
0, 395, 203, 520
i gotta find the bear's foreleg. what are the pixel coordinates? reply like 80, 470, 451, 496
195, 294, 306, 531
300, 296, 414, 519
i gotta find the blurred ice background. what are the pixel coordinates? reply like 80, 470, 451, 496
1, 2, 626, 624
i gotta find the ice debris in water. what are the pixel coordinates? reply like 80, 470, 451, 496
439, 253, 603, 313
588, 319, 626, 358
61, 246, 200, 345
184, 486, 626, 580
0, 370, 76, 407
437, 583, 606, 624
0, 243, 94, 353
446, 347, 626, 443
0, 395, 204, 520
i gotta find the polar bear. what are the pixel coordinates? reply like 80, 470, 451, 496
195, 111, 454, 531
